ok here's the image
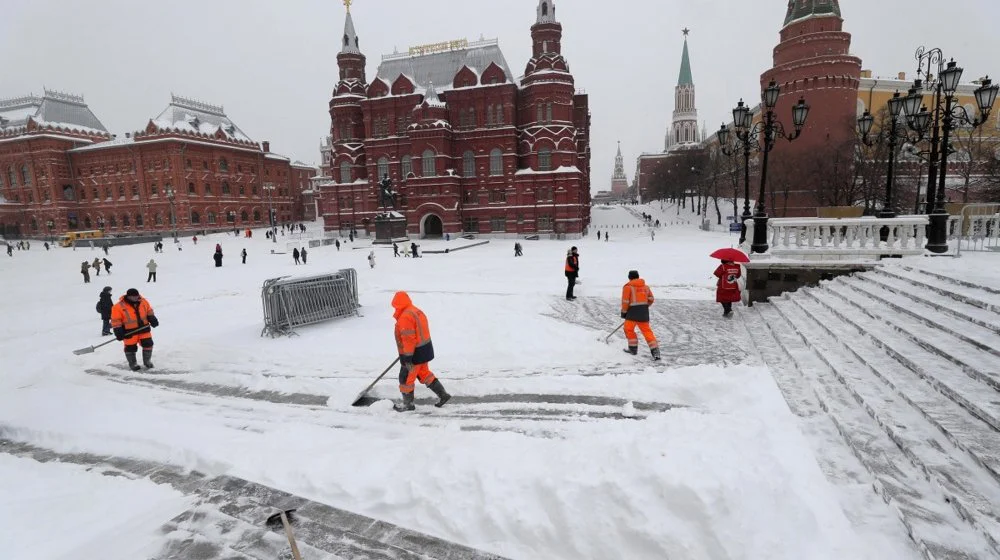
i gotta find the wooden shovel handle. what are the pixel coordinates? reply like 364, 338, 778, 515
279, 511, 303, 560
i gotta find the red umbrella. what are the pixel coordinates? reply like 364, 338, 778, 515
710, 248, 750, 263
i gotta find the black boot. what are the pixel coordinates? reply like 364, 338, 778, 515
125, 352, 141, 372
427, 379, 451, 408
142, 349, 154, 369
624, 346, 638, 355
393, 392, 415, 412
651, 347, 661, 361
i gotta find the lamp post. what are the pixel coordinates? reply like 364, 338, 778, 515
718, 99, 758, 244
165, 186, 177, 240
263, 183, 277, 242
901, 47, 997, 253
858, 90, 907, 240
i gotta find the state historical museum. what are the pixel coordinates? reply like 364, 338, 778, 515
320, 0, 592, 237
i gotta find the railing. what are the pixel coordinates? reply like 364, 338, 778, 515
742, 215, 931, 259
955, 204, 1000, 257
260, 269, 360, 337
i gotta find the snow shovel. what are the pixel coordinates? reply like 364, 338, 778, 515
599, 321, 625, 344
351, 357, 401, 406
72, 326, 151, 355
265, 509, 303, 560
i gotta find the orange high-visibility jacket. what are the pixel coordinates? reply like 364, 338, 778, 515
110, 296, 155, 336
392, 291, 435, 364
621, 278, 654, 322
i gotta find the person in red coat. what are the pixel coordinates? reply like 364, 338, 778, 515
714, 260, 742, 317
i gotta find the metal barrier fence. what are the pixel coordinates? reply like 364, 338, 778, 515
260, 269, 360, 337
955, 204, 1000, 257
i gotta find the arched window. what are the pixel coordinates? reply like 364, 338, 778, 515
135, 213, 144, 227
84, 216, 92, 228
537, 106, 543, 123
21, 165, 30, 185
219, 158, 229, 172
154, 213, 162, 225
377, 156, 390, 179
208, 211, 217, 224
253, 209, 261, 222
189, 210, 199, 224
538, 148, 552, 171
422, 149, 436, 177
489, 148, 503, 176
685, 129, 690, 142
7, 167, 15, 187
222, 181, 231, 195
122, 214, 130, 227
542, 2, 548, 16
239, 184, 245, 195
401, 156, 413, 177
118, 186, 125, 199
496, 105, 503, 125
487, 104, 495, 126
676, 129, 681, 143
463, 151, 476, 177
226, 211, 236, 223
30, 218, 38, 231
546, 103, 553, 123
241, 210, 249, 222
109, 215, 117, 227
340, 161, 351, 183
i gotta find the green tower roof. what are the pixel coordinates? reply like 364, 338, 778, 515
783, 0, 841, 27
678, 36, 693, 86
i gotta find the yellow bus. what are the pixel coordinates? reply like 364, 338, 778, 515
58, 230, 104, 247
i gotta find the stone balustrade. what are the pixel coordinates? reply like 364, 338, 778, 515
742, 215, 933, 260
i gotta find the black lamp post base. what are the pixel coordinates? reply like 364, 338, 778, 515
751, 213, 769, 254
739, 209, 753, 245
925, 211, 950, 254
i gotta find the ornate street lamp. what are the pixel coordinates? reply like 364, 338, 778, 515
718, 99, 759, 244
165, 186, 177, 239
728, 80, 810, 253
905, 47, 997, 253
858, 90, 907, 227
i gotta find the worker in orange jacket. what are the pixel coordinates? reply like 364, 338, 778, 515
110, 288, 159, 371
621, 270, 660, 361
391, 291, 451, 411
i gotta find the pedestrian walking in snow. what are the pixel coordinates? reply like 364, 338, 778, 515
349, 232, 354, 243
714, 260, 742, 317
103, 258, 113, 274
596, 230, 600, 240
241, 248, 247, 264
146, 259, 158, 282
410, 242, 418, 258
390, 291, 450, 411
213, 246, 223, 267
96, 286, 114, 336
368, 250, 376, 269
7, 244, 13, 256
81, 261, 91, 283
393, 242, 399, 257
301, 247, 307, 264
192, 235, 198, 245
111, 288, 159, 371
514, 242, 523, 257
650, 229, 655, 241
102, 242, 109, 255
25, 241, 30, 250
292, 247, 300, 265
604, 231, 609, 242
92, 257, 102, 276
403, 243, 411, 258
44, 242, 50, 251
621, 270, 660, 360
564, 247, 579, 300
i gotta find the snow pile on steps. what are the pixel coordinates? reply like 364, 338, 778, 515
746, 256, 1000, 558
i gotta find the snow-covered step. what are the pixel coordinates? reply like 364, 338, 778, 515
862, 271, 1000, 336
847, 275, 1000, 357
878, 267, 1000, 315
824, 279, 1000, 412
779, 294, 1000, 552
904, 265, 1000, 297
806, 284, 1000, 447
748, 305, 991, 559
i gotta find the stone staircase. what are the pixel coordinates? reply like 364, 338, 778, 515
745, 262, 1000, 559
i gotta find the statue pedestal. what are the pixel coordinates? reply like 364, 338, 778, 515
373, 212, 409, 245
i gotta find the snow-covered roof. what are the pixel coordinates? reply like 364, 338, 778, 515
68, 136, 136, 152
376, 39, 513, 92
0, 89, 108, 132
152, 94, 252, 142
514, 165, 581, 175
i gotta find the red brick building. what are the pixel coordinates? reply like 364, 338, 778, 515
321, 0, 592, 237
759, 0, 862, 216
0, 91, 313, 237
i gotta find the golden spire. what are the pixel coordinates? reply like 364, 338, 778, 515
343, 0, 352, 13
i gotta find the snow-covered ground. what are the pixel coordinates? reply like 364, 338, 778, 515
0, 204, 917, 559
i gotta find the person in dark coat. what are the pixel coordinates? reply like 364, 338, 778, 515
241, 248, 247, 264
292, 247, 300, 264
81, 261, 91, 283
301, 247, 308, 264
103, 258, 112, 274
393, 242, 399, 257
213, 247, 223, 267
410, 242, 418, 258
97, 286, 114, 336
564, 247, 579, 300
44, 242, 50, 251
335, 239, 341, 251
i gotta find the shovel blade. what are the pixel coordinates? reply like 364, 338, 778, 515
73, 346, 95, 355
351, 393, 379, 407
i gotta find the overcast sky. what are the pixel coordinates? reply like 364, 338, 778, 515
3, 0, 997, 192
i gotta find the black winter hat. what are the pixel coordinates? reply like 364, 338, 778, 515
102, 286, 112, 293
628, 270, 640, 280
126, 288, 140, 297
